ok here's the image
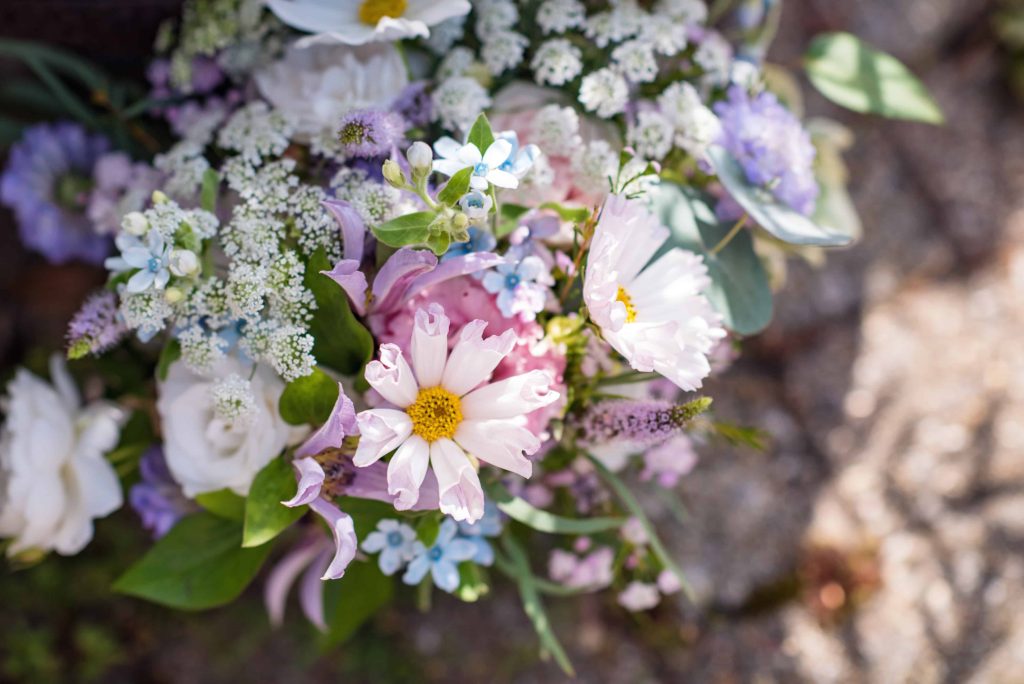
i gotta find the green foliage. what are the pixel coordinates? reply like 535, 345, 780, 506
804, 32, 944, 124
649, 182, 774, 335
454, 563, 489, 603
278, 367, 339, 426
415, 514, 442, 546
156, 339, 181, 381
466, 113, 495, 153
195, 489, 246, 521
305, 247, 374, 375
485, 481, 623, 535
113, 513, 272, 610
200, 168, 219, 214
708, 146, 854, 247
337, 497, 396, 540
371, 211, 435, 249
242, 456, 306, 548
321, 561, 394, 648
436, 167, 473, 206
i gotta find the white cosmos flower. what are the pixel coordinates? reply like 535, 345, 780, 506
157, 357, 306, 498
432, 137, 518, 191
254, 42, 408, 142
266, 0, 471, 46
0, 356, 124, 557
584, 194, 726, 391
353, 304, 560, 523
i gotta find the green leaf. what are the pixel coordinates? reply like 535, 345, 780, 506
242, 456, 306, 548
113, 513, 272, 610
707, 145, 854, 247
174, 221, 201, 253
0, 39, 109, 91
649, 182, 774, 335
371, 211, 434, 249
278, 367, 339, 426
195, 489, 246, 521
539, 202, 592, 224
425, 230, 451, 256
156, 339, 181, 381
485, 481, 623, 535
804, 32, 944, 124
306, 247, 374, 375
454, 562, 489, 602
338, 497, 397, 540
501, 534, 574, 676
587, 455, 695, 603
497, 203, 531, 237
321, 561, 393, 647
200, 168, 219, 214
415, 514, 442, 546
436, 167, 473, 206
466, 113, 495, 153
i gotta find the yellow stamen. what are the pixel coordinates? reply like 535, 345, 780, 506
359, 0, 407, 25
407, 386, 462, 443
616, 286, 637, 323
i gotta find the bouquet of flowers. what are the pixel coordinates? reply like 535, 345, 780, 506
0, 0, 940, 669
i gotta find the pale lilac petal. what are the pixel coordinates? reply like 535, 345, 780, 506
365, 344, 419, 408
429, 438, 485, 523
296, 384, 357, 458
300, 550, 330, 631
353, 409, 412, 466
387, 435, 430, 510
460, 370, 561, 421
454, 419, 537, 478
264, 539, 324, 627
441, 320, 516, 396
372, 248, 437, 314
403, 251, 504, 299
410, 303, 450, 388
323, 198, 366, 262
321, 259, 368, 316
309, 498, 357, 580
282, 457, 325, 507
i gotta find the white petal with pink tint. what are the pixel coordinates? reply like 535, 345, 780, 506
454, 419, 537, 478
387, 435, 430, 510
440, 321, 516, 396
429, 438, 484, 522
353, 409, 412, 466
460, 370, 560, 420
365, 344, 418, 407
410, 304, 449, 388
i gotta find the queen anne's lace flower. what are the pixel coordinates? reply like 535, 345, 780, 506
584, 195, 725, 391
481, 31, 529, 76
353, 304, 560, 523
432, 76, 492, 132
531, 39, 584, 86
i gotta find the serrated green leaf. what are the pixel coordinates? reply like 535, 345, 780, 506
320, 561, 393, 648
466, 114, 495, 153
649, 182, 774, 335
436, 166, 473, 206
113, 513, 272, 610
306, 247, 374, 375
278, 367, 339, 426
156, 339, 181, 381
804, 32, 944, 124
371, 211, 434, 249
195, 489, 246, 521
485, 481, 623, 535
242, 456, 306, 548
707, 145, 853, 247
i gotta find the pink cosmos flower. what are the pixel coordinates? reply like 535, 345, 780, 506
353, 303, 560, 523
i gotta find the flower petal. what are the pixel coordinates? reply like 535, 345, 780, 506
460, 370, 560, 421
486, 168, 519, 189
371, 247, 437, 314
282, 457, 326, 507
387, 434, 430, 511
429, 438, 484, 523
410, 304, 450, 388
322, 198, 366, 263
299, 550, 329, 630
309, 498, 357, 580
321, 259, 368, 316
482, 139, 512, 168
431, 558, 461, 593
296, 384, 357, 458
403, 251, 504, 300
264, 538, 324, 627
440, 320, 515, 396
353, 409, 412, 466
454, 419, 537, 478
365, 344, 419, 408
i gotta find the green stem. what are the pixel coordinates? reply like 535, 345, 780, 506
709, 214, 747, 255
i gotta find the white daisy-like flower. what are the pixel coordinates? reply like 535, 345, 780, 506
432, 76, 493, 133
481, 31, 529, 76
531, 38, 584, 86
432, 137, 518, 190
578, 67, 629, 118
612, 39, 659, 84
265, 0, 471, 46
584, 195, 725, 391
627, 109, 674, 161
353, 304, 560, 523
536, 0, 586, 34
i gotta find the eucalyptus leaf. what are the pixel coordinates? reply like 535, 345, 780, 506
278, 367, 339, 426
305, 247, 374, 375
707, 145, 853, 247
242, 456, 306, 548
805, 32, 944, 124
371, 211, 434, 249
113, 513, 272, 610
485, 481, 623, 535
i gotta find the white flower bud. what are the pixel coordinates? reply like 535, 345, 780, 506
458, 190, 493, 223
407, 141, 433, 173
122, 211, 149, 236
168, 249, 200, 277
164, 286, 184, 304
381, 159, 407, 189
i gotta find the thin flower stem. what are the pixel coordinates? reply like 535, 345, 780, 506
709, 214, 747, 255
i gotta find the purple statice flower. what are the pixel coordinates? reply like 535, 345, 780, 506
130, 447, 196, 538
391, 81, 433, 128
66, 290, 127, 358
713, 85, 819, 216
337, 109, 407, 159
0, 122, 111, 264
481, 253, 550, 322
578, 400, 706, 447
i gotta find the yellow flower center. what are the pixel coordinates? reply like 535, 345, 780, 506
616, 286, 637, 323
407, 386, 463, 443
359, 0, 407, 25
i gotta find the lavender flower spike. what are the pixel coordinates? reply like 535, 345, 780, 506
67, 291, 128, 359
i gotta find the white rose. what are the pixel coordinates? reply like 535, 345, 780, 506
254, 42, 409, 142
157, 358, 306, 498
0, 356, 124, 557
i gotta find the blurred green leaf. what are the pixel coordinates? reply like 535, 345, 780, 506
195, 489, 246, 521
305, 247, 374, 375
279, 367, 339, 426
371, 212, 434, 249
321, 561, 393, 648
242, 456, 305, 548
156, 339, 181, 382
486, 481, 623, 535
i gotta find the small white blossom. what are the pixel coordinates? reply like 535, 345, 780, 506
571, 140, 619, 197
424, 15, 468, 54
530, 105, 581, 157
119, 290, 172, 341
432, 76, 493, 133
122, 211, 149, 236
481, 32, 529, 76
475, 0, 518, 39
627, 110, 674, 160
639, 17, 689, 56
536, 0, 586, 34
694, 31, 733, 86
578, 68, 629, 118
154, 141, 209, 199
437, 46, 477, 80
655, 0, 707, 24
531, 39, 584, 86
657, 82, 721, 158
210, 374, 257, 423
612, 40, 659, 83
217, 102, 294, 167
584, 7, 643, 48
179, 325, 229, 375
